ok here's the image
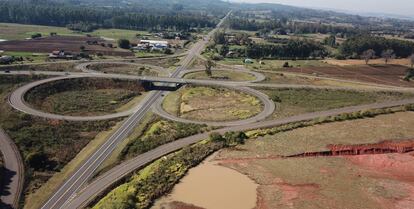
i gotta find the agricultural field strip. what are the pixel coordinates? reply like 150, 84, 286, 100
64, 96, 414, 209
38, 11, 232, 209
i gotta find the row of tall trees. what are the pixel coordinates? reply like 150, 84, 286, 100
245, 39, 327, 59
0, 1, 215, 31
340, 35, 414, 58
228, 17, 357, 35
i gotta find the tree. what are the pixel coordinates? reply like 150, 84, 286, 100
224, 131, 247, 145
361, 49, 375, 65
213, 30, 226, 45
323, 35, 336, 47
381, 49, 395, 64
204, 58, 216, 77
410, 54, 414, 68
209, 132, 224, 142
219, 44, 229, 57
31, 33, 42, 39
118, 39, 130, 49
164, 48, 173, 55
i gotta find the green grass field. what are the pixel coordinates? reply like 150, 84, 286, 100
38, 89, 141, 116
1, 51, 48, 63
259, 88, 414, 119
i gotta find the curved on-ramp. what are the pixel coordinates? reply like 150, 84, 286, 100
64, 97, 414, 209
8, 75, 138, 121
179, 68, 266, 83
75, 61, 171, 76
153, 86, 275, 126
0, 128, 24, 209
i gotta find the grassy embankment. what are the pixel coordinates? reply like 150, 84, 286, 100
162, 86, 262, 121
259, 88, 414, 119
92, 139, 228, 209
93, 102, 414, 209
183, 70, 256, 81
0, 62, 79, 72
87, 63, 161, 76
119, 117, 211, 161
0, 75, 121, 208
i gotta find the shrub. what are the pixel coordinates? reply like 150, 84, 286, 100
118, 39, 131, 49
209, 132, 224, 142
31, 33, 42, 39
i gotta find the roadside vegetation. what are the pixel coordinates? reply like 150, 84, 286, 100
162, 86, 262, 122
93, 130, 247, 209
119, 117, 211, 160
93, 103, 414, 209
258, 88, 414, 119
0, 75, 120, 206
0, 154, 3, 194
183, 70, 256, 81
0, 62, 79, 72
87, 63, 161, 76
26, 78, 144, 116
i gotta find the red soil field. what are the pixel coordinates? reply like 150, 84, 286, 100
285, 65, 414, 87
0, 35, 134, 56
288, 140, 414, 158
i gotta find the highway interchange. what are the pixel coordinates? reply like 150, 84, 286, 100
1, 11, 414, 209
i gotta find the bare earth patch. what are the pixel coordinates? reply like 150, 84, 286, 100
213, 112, 414, 209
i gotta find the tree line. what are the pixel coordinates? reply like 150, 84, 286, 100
246, 39, 326, 59
0, 1, 216, 31
340, 35, 414, 58
228, 17, 357, 35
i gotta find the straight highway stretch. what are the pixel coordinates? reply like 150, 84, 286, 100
40, 11, 232, 209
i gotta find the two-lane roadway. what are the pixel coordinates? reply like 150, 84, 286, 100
40, 11, 232, 209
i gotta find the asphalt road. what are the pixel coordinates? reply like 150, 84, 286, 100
152, 86, 275, 126
0, 128, 24, 209
39, 11, 232, 209
75, 61, 170, 76
8, 75, 138, 121
7, 69, 414, 122
178, 67, 266, 83
64, 96, 414, 209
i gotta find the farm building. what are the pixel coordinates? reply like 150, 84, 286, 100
133, 40, 169, 51
244, 58, 254, 64
49, 50, 75, 59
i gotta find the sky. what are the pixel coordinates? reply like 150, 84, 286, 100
231, 0, 414, 17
